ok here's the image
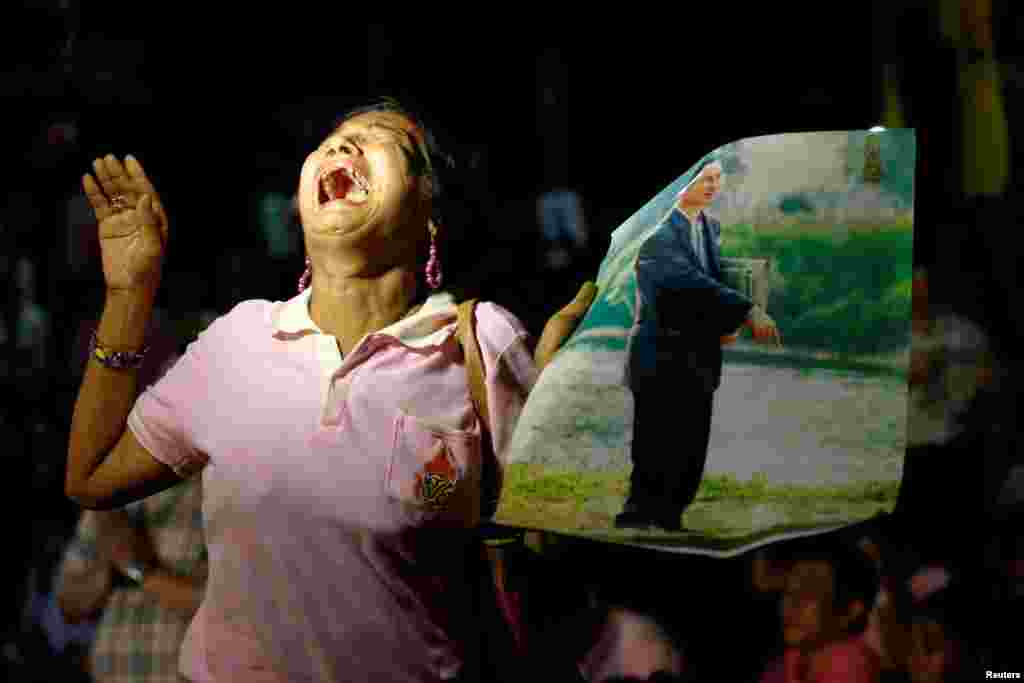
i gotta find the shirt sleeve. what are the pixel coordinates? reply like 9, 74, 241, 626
474, 302, 539, 518
476, 302, 538, 462
126, 317, 223, 479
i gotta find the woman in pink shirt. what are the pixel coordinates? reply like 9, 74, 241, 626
65, 99, 590, 682
759, 542, 882, 683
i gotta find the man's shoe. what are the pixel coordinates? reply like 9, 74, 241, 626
654, 516, 683, 533
614, 509, 658, 529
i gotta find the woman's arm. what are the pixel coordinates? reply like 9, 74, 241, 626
534, 282, 596, 370
66, 290, 182, 509
66, 157, 183, 509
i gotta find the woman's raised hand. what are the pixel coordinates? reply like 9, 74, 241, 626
534, 281, 598, 371
82, 154, 169, 294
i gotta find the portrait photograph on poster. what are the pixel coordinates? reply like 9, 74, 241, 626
495, 128, 917, 556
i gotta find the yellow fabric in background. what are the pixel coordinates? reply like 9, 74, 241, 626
960, 58, 1010, 196
881, 64, 906, 130
941, 0, 1009, 196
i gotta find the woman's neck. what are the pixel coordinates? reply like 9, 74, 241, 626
308, 265, 420, 355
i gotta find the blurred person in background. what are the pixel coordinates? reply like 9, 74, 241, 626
899, 267, 1013, 577
902, 579, 978, 683
577, 606, 688, 683
253, 178, 303, 303
57, 476, 207, 683
758, 540, 881, 683
35, 312, 203, 683
13, 257, 52, 407
522, 539, 694, 683
855, 525, 914, 682
6, 259, 84, 680
537, 187, 588, 274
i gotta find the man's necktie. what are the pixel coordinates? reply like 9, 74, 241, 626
691, 217, 708, 271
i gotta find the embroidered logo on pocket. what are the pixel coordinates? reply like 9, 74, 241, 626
416, 444, 458, 510
388, 411, 481, 522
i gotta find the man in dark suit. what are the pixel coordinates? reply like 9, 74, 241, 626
616, 160, 780, 531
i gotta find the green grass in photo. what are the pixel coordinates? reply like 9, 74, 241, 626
495, 464, 899, 541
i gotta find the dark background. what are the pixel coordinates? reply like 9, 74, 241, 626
5, 3, 1020, 311
5, 6, 887, 303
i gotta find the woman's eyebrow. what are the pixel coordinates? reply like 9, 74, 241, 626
369, 123, 411, 140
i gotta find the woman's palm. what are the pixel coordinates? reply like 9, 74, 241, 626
82, 154, 169, 291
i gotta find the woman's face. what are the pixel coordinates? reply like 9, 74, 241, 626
781, 560, 842, 649
298, 111, 431, 248
907, 620, 946, 683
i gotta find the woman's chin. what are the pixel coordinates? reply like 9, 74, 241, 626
306, 214, 370, 238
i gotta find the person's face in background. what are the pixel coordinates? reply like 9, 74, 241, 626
579, 608, 684, 682
15, 257, 35, 300
677, 162, 723, 212
781, 560, 861, 651
907, 619, 947, 683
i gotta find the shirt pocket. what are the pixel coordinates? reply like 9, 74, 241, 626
386, 410, 483, 527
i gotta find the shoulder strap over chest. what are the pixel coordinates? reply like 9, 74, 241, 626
456, 299, 490, 429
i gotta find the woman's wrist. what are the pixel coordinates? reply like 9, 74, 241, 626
90, 331, 150, 370
98, 287, 157, 351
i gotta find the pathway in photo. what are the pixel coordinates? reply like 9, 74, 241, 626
708, 362, 907, 486
511, 347, 906, 488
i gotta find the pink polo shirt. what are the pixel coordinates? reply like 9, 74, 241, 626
127, 289, 538, 682
761, 638, 880, 683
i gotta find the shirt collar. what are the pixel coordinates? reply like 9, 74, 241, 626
669, 207, 702, 228
268, 288, 459, 349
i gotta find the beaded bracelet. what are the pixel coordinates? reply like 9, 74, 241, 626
89, 331, 149, 370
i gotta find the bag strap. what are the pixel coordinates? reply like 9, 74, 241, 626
456, 299, 528, 662
456, 299, 490, 429
456, 298, 498, 523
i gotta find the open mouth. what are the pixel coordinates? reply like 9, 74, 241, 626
318, 165, 370, 207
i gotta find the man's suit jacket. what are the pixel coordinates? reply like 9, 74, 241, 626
628, 208, 753, 393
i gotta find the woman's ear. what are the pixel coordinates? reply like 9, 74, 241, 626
418, 172, 435, 201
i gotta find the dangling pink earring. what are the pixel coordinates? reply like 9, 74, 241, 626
425, 223, 443, 290
298, 255, 312, 293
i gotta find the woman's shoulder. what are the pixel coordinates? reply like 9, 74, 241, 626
191, 299, 278, 346
473, 300, 529, 336
470, 300, 531, 356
